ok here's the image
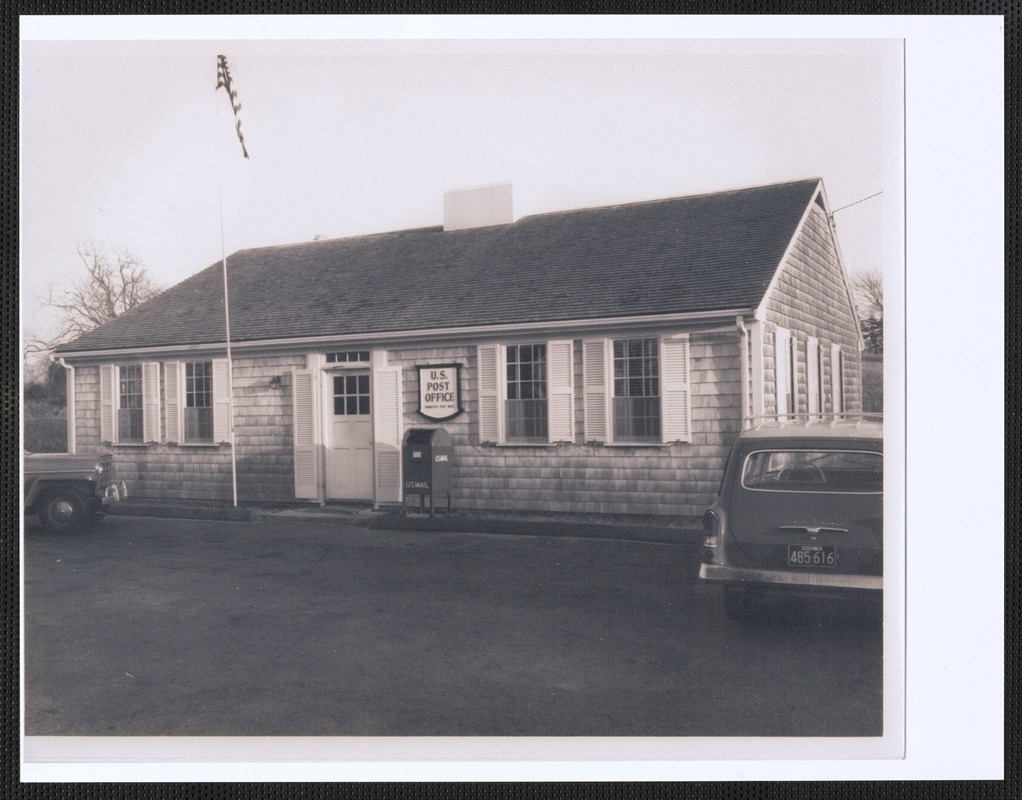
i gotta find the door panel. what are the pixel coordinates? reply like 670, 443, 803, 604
326, 372, 373, 500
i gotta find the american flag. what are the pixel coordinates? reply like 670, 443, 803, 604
216, 55, 249, 159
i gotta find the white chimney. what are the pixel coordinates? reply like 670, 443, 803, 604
443, 182, 513, 231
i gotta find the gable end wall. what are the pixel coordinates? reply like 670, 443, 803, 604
762, 205, 862, 413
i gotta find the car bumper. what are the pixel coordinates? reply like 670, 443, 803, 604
100, 482, 128, 506
698, 562, 882, 592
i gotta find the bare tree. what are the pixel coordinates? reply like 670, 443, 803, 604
850, 268, 883, 354
26, 243, 163, 356
23, 244, 163, 449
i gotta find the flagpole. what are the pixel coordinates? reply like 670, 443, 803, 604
218, 184, 239, 508
215, 54, 247, 508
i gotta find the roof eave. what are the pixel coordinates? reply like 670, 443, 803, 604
54, 307, 756, 361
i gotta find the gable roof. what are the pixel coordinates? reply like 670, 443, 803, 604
57, 178, 822, 354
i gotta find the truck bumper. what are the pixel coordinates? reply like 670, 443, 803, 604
698, 562, 882, 592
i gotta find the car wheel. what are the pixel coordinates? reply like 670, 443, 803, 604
38, 487, 89, 532
723, 586, 757, 620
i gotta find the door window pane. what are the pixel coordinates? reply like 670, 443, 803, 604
334, 373, 371, 415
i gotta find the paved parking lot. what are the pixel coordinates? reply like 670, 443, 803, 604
23, 514, 882, 737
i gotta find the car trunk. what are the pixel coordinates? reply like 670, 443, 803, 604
727, 486, 882, 575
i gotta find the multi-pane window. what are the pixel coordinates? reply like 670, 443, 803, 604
333, 374, 370, 415
118, 365, 143, 442
326, 351, 370, 364
185, 361, 213, 442
613, 338, 661, 441
505, 344, 547, 440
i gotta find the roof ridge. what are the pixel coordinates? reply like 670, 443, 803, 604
516, 177, 822, 223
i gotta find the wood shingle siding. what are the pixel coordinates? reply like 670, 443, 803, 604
761, 204, 863, 415
386, 332, 739, 519
74, 354, 305, 502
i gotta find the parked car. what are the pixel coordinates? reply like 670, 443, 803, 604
698, 417, 883, 619
24, 452, 127, 532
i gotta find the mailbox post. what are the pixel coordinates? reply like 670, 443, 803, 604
403, 428, 452, 516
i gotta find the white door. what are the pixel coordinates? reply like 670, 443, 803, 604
326, 371, 374, 500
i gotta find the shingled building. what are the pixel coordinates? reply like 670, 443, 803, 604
54, 178, 863, 522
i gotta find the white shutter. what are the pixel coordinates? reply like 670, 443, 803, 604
142, 362, 161, 443
546, 340, 575, 443
164, 361, 182, 443
477, 343, 503, 444
582, 338, 610, 442
831, 344, 843, 414
661, 335, 691, 443
212, 358, 232, 444
774, 327, 790, 420
373, 366, 403, 504
292, 368, 320, 500
807, 338, 820, 417
99, 364, 115, 443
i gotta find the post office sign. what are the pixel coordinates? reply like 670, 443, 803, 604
416, 363, 463, 421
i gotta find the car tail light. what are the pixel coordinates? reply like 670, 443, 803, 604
702, 510, 721, 562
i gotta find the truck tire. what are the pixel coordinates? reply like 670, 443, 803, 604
38, 487, 89, 532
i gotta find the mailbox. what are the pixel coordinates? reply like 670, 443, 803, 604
403, 428, 452, 515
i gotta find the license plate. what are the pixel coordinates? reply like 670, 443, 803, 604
788, 544, 837, 567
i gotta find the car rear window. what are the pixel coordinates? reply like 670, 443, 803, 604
741, 449, 882, 493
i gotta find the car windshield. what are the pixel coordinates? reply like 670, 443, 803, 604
741, 449, 882, 493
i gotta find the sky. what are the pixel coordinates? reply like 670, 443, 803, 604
17, 15, 1005, 783
20, 23, 902, 348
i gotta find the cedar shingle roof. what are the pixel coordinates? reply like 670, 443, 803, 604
57, 178, 821, 353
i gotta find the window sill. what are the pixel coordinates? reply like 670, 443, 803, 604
495, 442, 560, 448
170, 442, 225, 448
107, 442, 154, 448
599, 441, 680, 448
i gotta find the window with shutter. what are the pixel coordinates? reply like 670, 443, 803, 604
373, 366, 403, 504
165, 361, 182, 443
581, 335, 690, 444
612, 337, 661, 442
211, 359, 232, 444
116, 364, 143, 443
505, 343, 547, 441
546, 340, 575, 443
583, 338, 610, 442
183, 361, 214, 442
291, 368, 320, 500
807, 337, 821, 417
831, 344, 844, 414
99, 364, 115, 444
660, 335, 691, 443
477, 343, 502, 444
774, 327, 791, 420
142, 362, 161, 443
479, 341, 574, 445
